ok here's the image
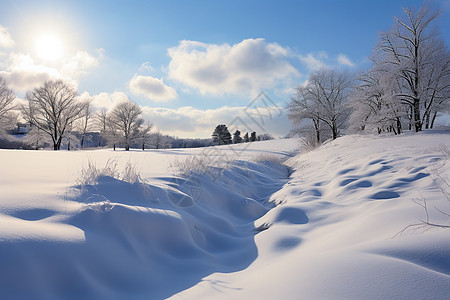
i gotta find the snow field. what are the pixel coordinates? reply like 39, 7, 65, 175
0, 139, 299, 299
1, 134, 449, 299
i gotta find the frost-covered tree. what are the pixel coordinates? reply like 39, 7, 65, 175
23, 127, 49, 150
250, 131, 257, 142
349, 69, 404, 134
76, 98, 94, 149
288, 68, 353, 140
22, 80, 84, 150
287, 83, 322, 143
0, 77, 17, 133
107, 100, 144, 151
138, 123, 152, 150
420, 42, 450, 129
232, 130, 243, 144
212, 124, 231, 145
258, 133, 274, 141
150, 131, 172, 149
94, 109, 108, 147
375, 4, 449, 131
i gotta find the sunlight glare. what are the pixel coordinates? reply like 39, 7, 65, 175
35, 33, 64, 61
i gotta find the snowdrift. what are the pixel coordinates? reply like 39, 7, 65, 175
0, 139, 297, 299
1, 134, 449, 299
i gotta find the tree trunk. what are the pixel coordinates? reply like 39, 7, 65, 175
430, 111, 437, 129
54, 138, 62, 150
414, 99, 422, 132
313, 118, 320, 144
424, 110, 430, 129
408, 107, 413, 131
396, 117, 402, 134
331, 122, 338, 140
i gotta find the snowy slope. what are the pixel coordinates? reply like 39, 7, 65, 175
1, 134, 449, 299
175, 132, 450, 299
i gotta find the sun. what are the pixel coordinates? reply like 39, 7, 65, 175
34, 33, 64, 61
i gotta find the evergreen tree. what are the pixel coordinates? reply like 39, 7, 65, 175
250, 131, 257, 142
212, 124, 232, 145
243, 132, 249, 142
232, 130, 243, 144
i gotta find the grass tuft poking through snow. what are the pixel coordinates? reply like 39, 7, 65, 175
77, 158, 147, 186
76, 158, 120, 186
75, 158, 153, 209
169, 149, 235, 179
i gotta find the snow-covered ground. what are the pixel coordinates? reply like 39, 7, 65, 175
1, 133, 449, 299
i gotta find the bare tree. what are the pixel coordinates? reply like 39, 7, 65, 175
0, 77, 16, 133
22, 80, 83, 150
77, 97, 94, 149
107, 100, 144, 151
376, 5, 449, 132
23, 127, 49, 150
420, 42, 450, 129
139, 122, 152, 150
288, 68, 353, 141
287, 83, 323, 143
349, 69, 404, 134
94, 109, 108, 147
258, 133, 274, 141
150, 131, 173, 149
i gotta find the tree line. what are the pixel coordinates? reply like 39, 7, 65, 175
287, 5, 449, 144
0, 79, 180, 151
0, 77, 223, 151
1, 77, 271, 151
211, 124, 273, 145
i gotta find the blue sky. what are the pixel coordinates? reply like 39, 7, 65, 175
0, 0, 449, 138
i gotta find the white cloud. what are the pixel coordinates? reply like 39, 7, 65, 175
298, 52, 328, 70
299, 52, 356, 70
77, 91, 290, 138
168, 38, 299, 96
60, 50, 101, 78
141, 105, 290, 138
0, 26, 14, 49
89, 91, 130, 112
129, 74, 177, 102
337, 53, 355, 67
0, 53, 61, 91
0, 50, 101, 92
